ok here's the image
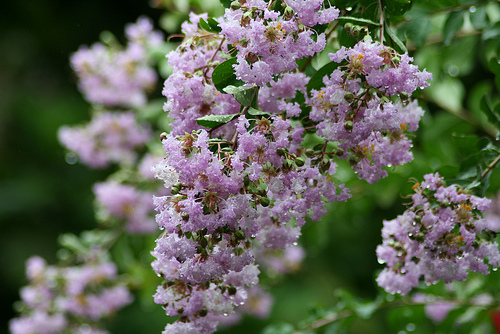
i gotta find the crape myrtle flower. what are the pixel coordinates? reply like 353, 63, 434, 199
58, 111, 151, 168
308, 37, 431, 183
376, 173, 500, 295
94, 181, 157, 234
151, 116, 349, 332
219, 0, 338, 85
162, 13, 240, 136
9, 257, 132, 334
71, 17, 162, 108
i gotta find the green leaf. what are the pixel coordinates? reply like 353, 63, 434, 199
443, 11, 465, 46
452, 134, 482, 157
219, 0, 231, 8
483, 21, 500, 41
470, 6, 489, 30
401, 8, 431, 47
307, 61, 342, 93
385, 24, 407, 53
480, 95, 500, 128
196, 113, 240, 129
262, 323, 295, 334
338, 26, 357, 48
208, 18, 222, 33
212, 58, 243, 92
198, 18, 217, 33
489, 58, 500, 92
223, 85, 256, 106
337, 16, 381, 27
247, 107, 270, 118
383, 0, 412, 17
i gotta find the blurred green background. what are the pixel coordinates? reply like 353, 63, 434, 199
1, 0, 500, 333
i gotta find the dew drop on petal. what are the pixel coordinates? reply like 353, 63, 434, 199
223, 313, 228, 317
378, 258, 385, 264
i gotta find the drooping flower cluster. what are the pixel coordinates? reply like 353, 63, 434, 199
219, 0, 339, 85
94, 181, 157, 233
10, 256, 133, 334
308, 37, 431, 183
71, 17, 163, 108
151, 113, 350, 332
162, 13, 240, 136
58, 111, 151, 168
376, 173, 500, 295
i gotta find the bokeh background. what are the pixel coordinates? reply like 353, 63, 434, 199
2, 0, 500, 333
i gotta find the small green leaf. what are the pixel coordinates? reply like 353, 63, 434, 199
262, 323, 295, 334
337, 16, 381, 27
307, 61, 342, 93
212, 58, 243, 92
208, 18, 222, 33
223, 85, 256, 106
483, 21, 500, 40
385, 25, 407, 53
247, 107, 270, 118
198, 18, 217, 33
219, 0, 231, 8
480, 95, 500, 128
383, 0, 412, 17
401, 8, 431, 47
196, 113, 240, 129
443, 11, 465, 46
469, 6, 489, 30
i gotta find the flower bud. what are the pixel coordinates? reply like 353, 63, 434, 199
344, 120, 354, 131
260, 197, 270, 207
344, 22, 354, 33
295, 157, 305, 167
305, 148, 315, 158
344, 91, 354, 103
351, 26, 361, 38
230, 1, 241, 10
228, 286, 237, 295
235, 229, 246, 240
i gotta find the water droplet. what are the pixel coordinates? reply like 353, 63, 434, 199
346, 6, 353, 11
387, 164, 393, 168
65, 152, 78, 165
469, 6, 476, 12
159, 226, 165, 231
493, 267, 498, 271
406, 323, 416, 331
386, 294, 395, 301
223, 313, 228, 316
397, 331, 406, 334
378, 258, 385, 264
293, 242, 298, 246
408, 233, 413, 237
239, 301, 244, 305
251, 234, 256, 238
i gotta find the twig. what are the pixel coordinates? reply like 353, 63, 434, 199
482, 154, 500, 179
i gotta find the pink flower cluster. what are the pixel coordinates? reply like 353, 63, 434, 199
219, 0, 338, 85
58, 111, 151, 168
71, 17, 163, 108
309, 38, 431, 183
162, 13, 240, 137
376, 173, 500, 295
10, 257, 133, 334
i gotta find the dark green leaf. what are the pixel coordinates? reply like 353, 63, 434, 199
452, 134, 481, 157
212, 58, 243, 92
208, 18, 222, 33
443, 11, 465, 46
247, 107, 270, 118
196, 113, 239, 129
483, 21, 500, 40
262, 323, 295, 334
219, 0, 231, 8
198, 18, 216, 33
489, 58, 500, 92
384, 0, 412, 17
338, 27, 358, 48
337, 16, 381, 27
480, 95, 500, 128
385, 25, 407, 53
470, 6, 489, 30
401, 8, 431, 47
307, 61, 342, 93
223, 85, 256, 106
